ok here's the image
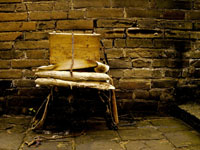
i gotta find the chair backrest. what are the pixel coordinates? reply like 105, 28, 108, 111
49, 33, 101, 70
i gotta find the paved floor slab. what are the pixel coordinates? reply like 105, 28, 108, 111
118, 127, 164, 140
165, 130, 200, 148
150, 117, 192, 132
0, 115, 31, 150
0, 115, 200, 150
126, 139, 174, 150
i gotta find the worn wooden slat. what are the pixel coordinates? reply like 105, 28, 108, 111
35, 78, 115, 90
35, 71, 111, 81
49, 33, 101, 69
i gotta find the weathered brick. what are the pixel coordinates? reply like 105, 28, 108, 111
126, 39, 154, 48
0, 60, 10, 69
0, 32, 22, 41
24, 32, 48, 40
15, 40, 49, 49
183, 51, 200, 58
152, 69, 163, 78
112, 0, 150, 8
151, 79, 177, 88
57, 20, 93, 30
12, 59, 49, 68
73, 0, 111, 8
161, 21, 192, 30
114, 39, 126, 48
153, 39, 174, 48
13, 50, 25, 59
132, 59, 151, 68
126, 48, 163, 58
124, 69, 152, 78
0, 42, 13, 49
153, 39, 191, 50
119, 79, 151, 90
0, 4, 15, 11
115, 90, 132, 99
151, 0, 192, 10
37, 21, 55, 30
95, 28, 125, 38
133, 90, 150, 100
109, 69, 124, 78
127, 28, 163, 38
193, 22, 200, 30
177, 69, 190, 79
0, 70, 22, 79
123, 69, 134, 77
68, 9, 86, 19
126, 8, 162, 19
29, 11, 67, 20
0, 12, 27, 21
152, 59, 181, 68
188, 10, 200, 20
106, 49, 125, 59
108, 59, 132, 69
164, 50, 179, 59
26, 50, 48, 59
26, 2, 54, 11
97, 19, 136, 28
149, 88, 164, 100
13, 79, 35, 87
87, 8, 124, 18
0, 51, 12, 59
190, 60, 200, 67
54, 2, 69, 10
164, 30, 190, 39
101, 39, 113, 48
15, 3, 26, 12
192, 41, 200, 50
163, 10, 185, 20
0, 22, 36, 31
137, 19, 161, 29
165, 69, 181, 78
190, 31, 200, 39
23, 69, 35, 78
0, 0, 22, 2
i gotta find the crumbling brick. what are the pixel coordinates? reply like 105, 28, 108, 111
119, 79, 151, 90
73, 0, 111, 8
26, 50, 48, 59
0, 4, 15, 11
68, 9, 86, 19
15, 40, 49, 49
0, 70, 22, 79
0, 12, 27, 21
11, 59, 49, 68
0, 32, 22, 41
0, 22, 36, 32
26, 2, 54, 11
29, 11, 67, 20
0, 60, 10, 69
57, 20, 93, 30
87, 8, 124, 18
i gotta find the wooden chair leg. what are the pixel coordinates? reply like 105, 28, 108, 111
111, 89, 119, 125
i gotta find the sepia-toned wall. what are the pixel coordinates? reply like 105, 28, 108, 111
0, 0, 200, 114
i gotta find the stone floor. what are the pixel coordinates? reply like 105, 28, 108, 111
0, 115, 200, 150
179, 103, 200, 120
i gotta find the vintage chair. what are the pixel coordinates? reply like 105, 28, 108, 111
33, 33, 119, 130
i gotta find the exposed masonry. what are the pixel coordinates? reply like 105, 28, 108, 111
0, 0, 200, 114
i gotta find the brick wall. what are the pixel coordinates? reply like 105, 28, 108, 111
0, 0, 200, 114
